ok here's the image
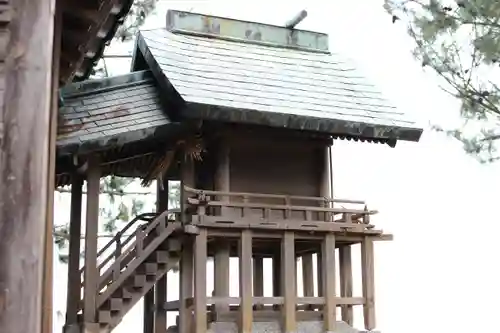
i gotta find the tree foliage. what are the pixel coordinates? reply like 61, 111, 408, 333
385, 0, 500, 162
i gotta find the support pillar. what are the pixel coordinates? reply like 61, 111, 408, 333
155, 179, 169, 333
65, 174, 84, 324
83, 156, 101, 325
302, 254, 314, 297
179, 239, 193, 333
239, 230, 253, 333
194, 228, 207, 333
214, 241, 230, 313
272, 250, 281, 310
0, 1, 55, 333
339, 245, 354, 326
253, 256, 264, 309
322, 233, 337, 332
361, 237, 376, 330
281, 232, 296, 333
144, 289, 155, 333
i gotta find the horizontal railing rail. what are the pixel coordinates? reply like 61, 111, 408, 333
184, 186, 375, 225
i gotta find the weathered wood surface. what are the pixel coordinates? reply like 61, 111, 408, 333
0, 1, 55, 333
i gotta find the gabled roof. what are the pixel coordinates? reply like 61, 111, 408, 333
57, 70, 176, 155
132, 10, 423, 146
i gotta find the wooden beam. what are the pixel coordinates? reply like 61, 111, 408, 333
253, 256, 264, 298
239, 230, 253, 333
155, 178, 169, 333
0, 1, 55, 333
42, 4, 62, 333
339, 245, 354, 326
302, 254, 314, 298
194, 228, 208, 333
281, 232, 296, 333
83, 155, 101, 324
322, 233, 336, 332
214, 240, 230, 313
361, 237, 376, 330
65, 174, 84, 324
179, 239, 193, 333
144, 289, 155, 333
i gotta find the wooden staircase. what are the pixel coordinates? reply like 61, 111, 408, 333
76, 209, 185, 332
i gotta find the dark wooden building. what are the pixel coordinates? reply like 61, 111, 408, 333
1, 4, 422, 333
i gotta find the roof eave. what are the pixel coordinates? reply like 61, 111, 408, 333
181, 102, 423, 145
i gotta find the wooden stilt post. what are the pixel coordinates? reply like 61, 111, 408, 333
253, 256, 264, 310
361, 237, 376, 330
144, 289, 155, 333
302, 254, 314, 298
65, 174, 84, 325
322, 233, 336, 332
155, 179, 169, 333
83, 156, 101, 331
194, 228, 207, 333
179, 239, 193, 333
0, 1, 55, 333
272, 249, 281, 310
339, 245, 354, 326
239, 230, 253, 333
214, 241, 230, 313
281, 231, 296, 333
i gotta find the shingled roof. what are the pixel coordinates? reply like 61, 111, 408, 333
131, 10, 423, 146
57, 70, 179, 155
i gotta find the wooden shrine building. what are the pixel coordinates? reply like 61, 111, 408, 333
0, 5, 423, 333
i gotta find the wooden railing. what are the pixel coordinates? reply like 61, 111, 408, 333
78, 209, 180, 310
183, 186, 377, 232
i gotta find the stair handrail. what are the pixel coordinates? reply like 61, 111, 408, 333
79, 212, 158, 280
95, 209, 178, 307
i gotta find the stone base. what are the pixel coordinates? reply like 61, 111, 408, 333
165, 320, 378, 333
208, 320, 375, 333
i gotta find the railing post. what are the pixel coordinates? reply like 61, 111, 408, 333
113, 235, 122, 280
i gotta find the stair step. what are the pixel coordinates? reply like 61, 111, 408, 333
154, 251, 169, 264
133, 274, 147, 288
109, 298, 123, 311
98, 310, 113, 324
143, 262, 160, 275
167, 238, 182, 252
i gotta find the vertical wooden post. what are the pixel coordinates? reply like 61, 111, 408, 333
239, 230, 253, 333
144, 289, 155, 333
83, 156, 101, 325
155, 179, 169, 333
339, 245, 353, 326
214, 241, 230, 313
316, 251, 323, 297
281, 232, 296, 333
0, 1, 55, 333
194, 228, 207, 333
179, 239, 193, 333
42, 3, 62, 333
322, 233, 336, 332
302, 254, 314, 297
65, 174, 84, 324
361, 237, 376, 330
253, 256, 264, 298
272, 250, 281, 310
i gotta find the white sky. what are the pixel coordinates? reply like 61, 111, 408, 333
53, 1, 500, 333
